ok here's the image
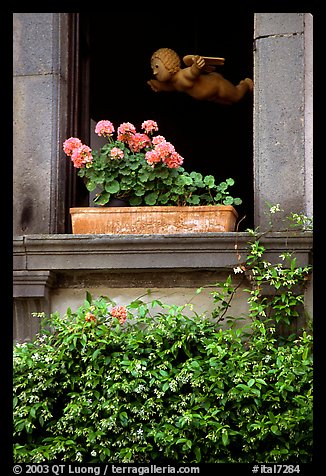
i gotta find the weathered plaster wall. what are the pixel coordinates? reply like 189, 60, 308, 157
50, 283, 250, 328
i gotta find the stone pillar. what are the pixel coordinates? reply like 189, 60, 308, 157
253, 13, 313, 230
13, 13, 70, 234
13, 270, 56, 342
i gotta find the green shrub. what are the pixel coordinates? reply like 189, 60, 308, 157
13, 302, 312, 463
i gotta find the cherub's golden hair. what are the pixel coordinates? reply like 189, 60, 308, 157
151, 48, 181, 74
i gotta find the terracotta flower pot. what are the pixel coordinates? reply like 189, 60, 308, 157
70, 205, 238, 234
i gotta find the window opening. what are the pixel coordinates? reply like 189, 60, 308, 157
82, 12, 254, 229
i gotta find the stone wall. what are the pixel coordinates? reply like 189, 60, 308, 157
253, 13, 313, 229
13, 13, 70, 234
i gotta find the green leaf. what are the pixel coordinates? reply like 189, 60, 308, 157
129, 162, 139, 171
86, 291, 92, 304
93, 192, 111, 205
194, 446, 201, 462
182, 439, 192, 449
214, 192, 222, 202
145, 192, 159, 205
187, 194, 201, 205
190, 360, 200, 369
92, 349, 101, 360
218, 181, 227, 191
268, 412, 276, 424
204, 175, 215, 187
128, 299, 145, 308
86, 181, 97, 192
176, 438, 188, 444
236, 383, 250, 392
271, 425, 282, 435
190, 171, 203, 183
222, 430, 229, 446
223, 196, 234, 205
105, 180, 120, 194
119, 412, 128, 426
129, 196, 142, 206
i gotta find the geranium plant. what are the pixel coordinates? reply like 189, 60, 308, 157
63, 119, 242, 207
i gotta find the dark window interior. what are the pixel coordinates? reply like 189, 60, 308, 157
81, 12, 254, 230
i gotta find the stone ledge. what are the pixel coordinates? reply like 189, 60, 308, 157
13, 232, 313, 273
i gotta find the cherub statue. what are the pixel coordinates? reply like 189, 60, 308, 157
147, 48, 253, 105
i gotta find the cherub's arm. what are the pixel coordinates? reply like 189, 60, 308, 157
181, 55, 205, 80
183, 55, 225, 72
147, 79, 176, 92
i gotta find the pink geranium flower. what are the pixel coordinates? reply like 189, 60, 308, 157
71, 144, 93, 168
164, 151, 184, 168
110, 306, 127, 324
128, 133, 151, 152
63, 137, 82, 156
145, 138, 183, 169
154, 140, 175, 157
117, 122, 137, 143
152, 135, 166, 145
95, 120, 115, 137
141, 120, 158, 134
110, 147, 124, 160
145, 149, 161, 166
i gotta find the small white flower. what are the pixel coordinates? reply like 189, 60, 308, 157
91, 450, 97, 456
135, 384, 146, 393
269, 204, 282, 214
31, 312, 46, 319
15, 342, 27, 348
233, 266, 244, 274
169, 380, 178, 391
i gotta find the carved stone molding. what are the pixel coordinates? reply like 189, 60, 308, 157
13, 270, 56, 298
13, 232, 312, 274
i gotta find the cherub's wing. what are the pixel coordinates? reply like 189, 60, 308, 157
183, 55, 225, 72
